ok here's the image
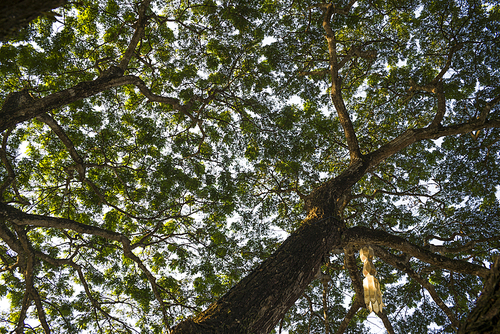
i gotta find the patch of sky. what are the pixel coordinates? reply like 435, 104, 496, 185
262, 36, 277, 46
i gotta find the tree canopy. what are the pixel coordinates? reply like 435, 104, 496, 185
1, 0, 500, 333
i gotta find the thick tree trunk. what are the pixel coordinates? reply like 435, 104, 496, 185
459, 258, 500, 333
172, 215, 345, 334
171, 160, 370, 333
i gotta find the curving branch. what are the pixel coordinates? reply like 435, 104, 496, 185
342, 226, 490, 278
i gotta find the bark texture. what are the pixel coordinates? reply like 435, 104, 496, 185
459, 258, 500, 333
172, 215, 345, 334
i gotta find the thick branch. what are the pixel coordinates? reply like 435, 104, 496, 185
0, 202, 124, 242
172, 216, 344, 334
366, 118, 500, 170
0, 74, 199, 132
342, 227, 490, 278
0, 129, 15, 196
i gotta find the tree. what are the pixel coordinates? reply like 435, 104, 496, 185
0, 0, 499, 333
0, 0, 68, 41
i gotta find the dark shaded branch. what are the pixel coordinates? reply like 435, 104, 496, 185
459, 257, 500, 333
333, 247, 365, 334
0, 128, 15, 196
0, 0, 68, 41
479, 93, 500, 123
0, 202, 124, 242
0, 220, 22, 253
343, 247, 363, 297
377, 311, 395, 334
431, 43, 463, 86
298, 69, 329, 77
334, 297, 363, 334
430, 81, 446, 128
342, 227, 490, 278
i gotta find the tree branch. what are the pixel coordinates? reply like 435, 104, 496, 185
0, 128, 15, 196
321, 4, 362, 162
342, 226, 490, 278
459, 257, 500, 333
0, 74, 200, 132
377, 311, 395, 334
117, 0, 151, 71
36, 113, 86, 179
373, 245, 460, 329
334, 297, 363, 334
366, 118, 500, 170
0, 202, 124, 242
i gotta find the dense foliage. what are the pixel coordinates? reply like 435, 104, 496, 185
0, 0, 499, 333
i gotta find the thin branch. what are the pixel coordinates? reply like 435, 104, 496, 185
479, 93, 500, 123
36, 113, 86, 179
121, 238, 170, 329
334, 297, 364, 334
373, 245, 460, 330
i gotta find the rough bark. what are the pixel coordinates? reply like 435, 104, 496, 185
0, 0, 68, 41
172, 215, 345, 334
459, 258, 500, 333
